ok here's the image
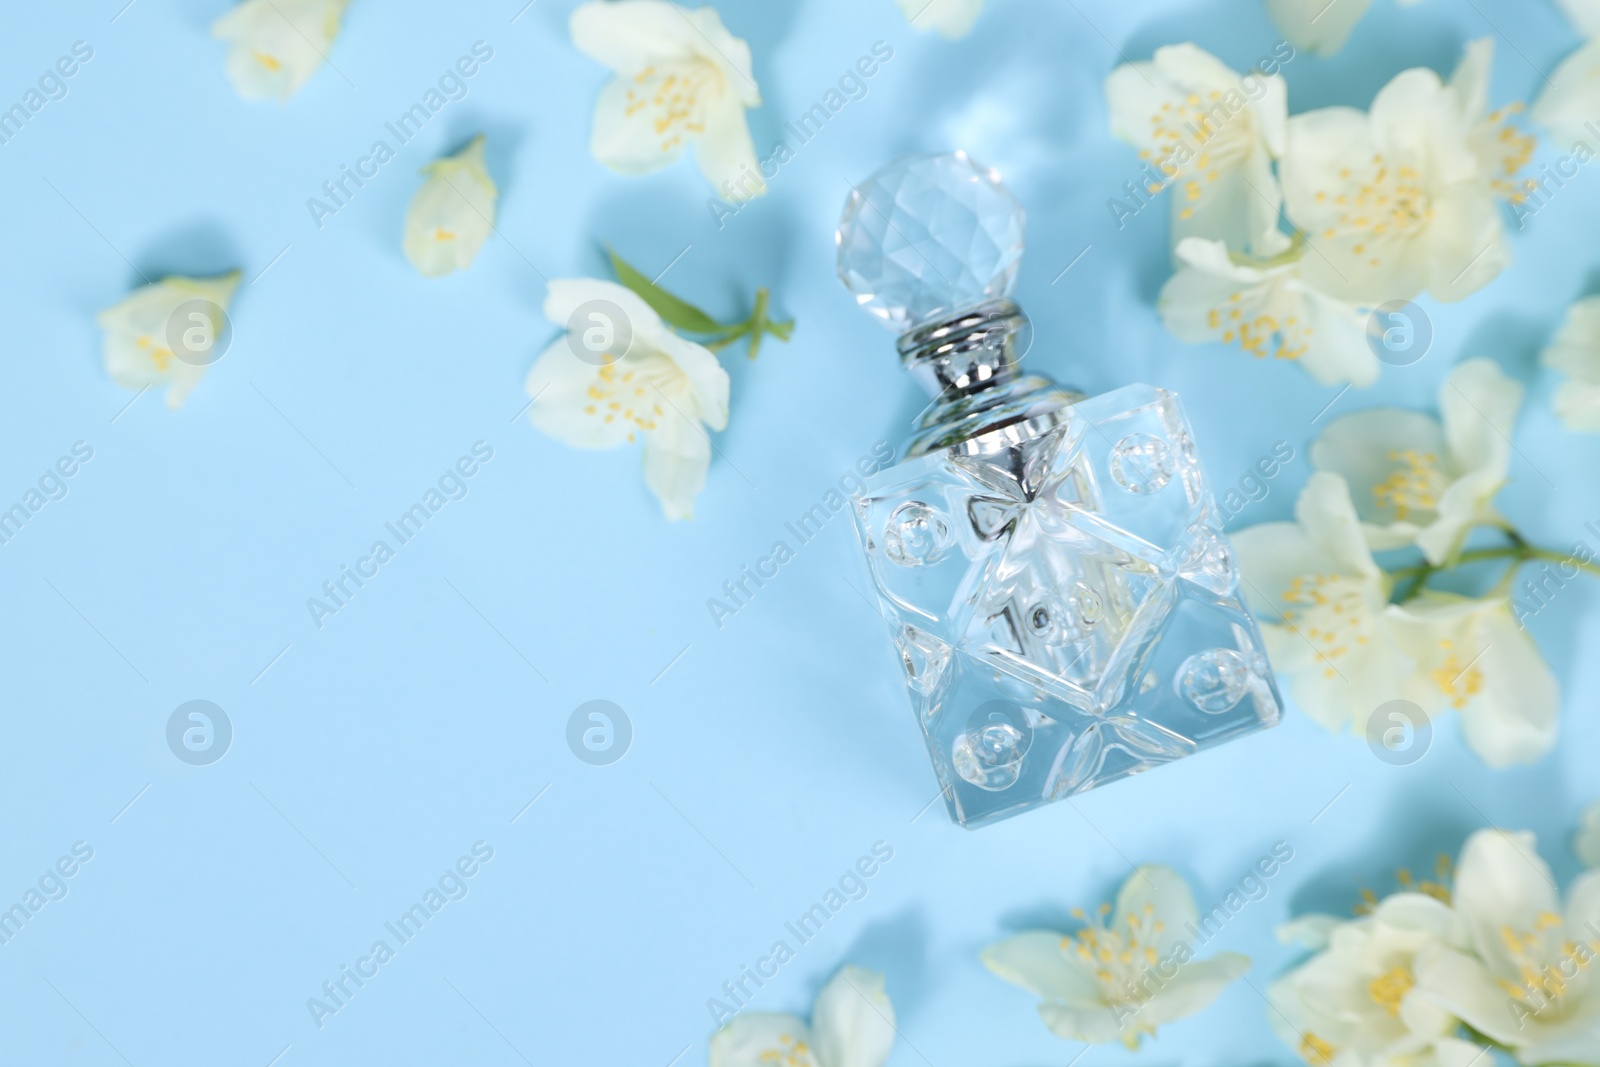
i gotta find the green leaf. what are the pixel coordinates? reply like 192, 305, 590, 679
607, 246, 725, 335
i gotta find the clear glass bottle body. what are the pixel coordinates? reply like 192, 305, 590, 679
852, 382, 1282, 827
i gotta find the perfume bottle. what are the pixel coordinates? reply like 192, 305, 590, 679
837, 151, 1284, 828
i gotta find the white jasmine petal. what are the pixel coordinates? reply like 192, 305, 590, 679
1310, 358, 1521, 563
212, 0, 348, 102
1533, 39, 1600, 173
981, 931, 1104, 1006
403, 135, 497, 278
1576, 801, 1600, 868
1264, 0, 1374, 56
544, 277, 668, 353
1114, 865, 1199, 953
691, 87, 766, 201
1541, 295, 1600, 432
1387, 594, 1558, 767
642, 409, 712, 520
709, 967, 893, 1067
895, 0, 984, 39
1555, 0, 1600, 38
97, 272, 241, 410
655, 330, 729, 431
524, 336, 639, 450
1263, 0, 1424, 56
810, 967, 895, 1067
1232, 473, 1407, 734
1308, 408, 1445, 552
1276, 913, 1342, 950
710, 1013, 817, 1067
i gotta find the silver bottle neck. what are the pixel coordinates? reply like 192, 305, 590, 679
896, 298, 1084, 458
897, 299, 1030, 395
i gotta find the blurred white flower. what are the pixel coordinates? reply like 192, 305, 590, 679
97, 272, 241, 410
896, 0, 984, 38
212, 0, 347, 102
1388, 593, 1559, 767
1158, 236, 1376, 387
570, 0, 764, 203
1577, 801, 1600, 868
403, 135, 498, 278
1541, 295, 1600, 432
983, 866, 1249, 1049
1232, 472, 1408, 735
525, 278, 729, 520
1268, 892, 1478, 1067
1533, 40, 1600, 167
710, 966, 895, 1067
1415, 830, 1600, 1066
1309, 358, 1523, 564
1105, 44, 1289, 255
1264, 0, 1423, 56
1281, 59, 1508, 304
1537, 0, 1600, 147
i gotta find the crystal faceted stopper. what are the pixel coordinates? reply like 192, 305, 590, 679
836, 151, 1025, 332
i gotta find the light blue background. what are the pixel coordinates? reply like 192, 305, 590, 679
2, 0, 1598, 1064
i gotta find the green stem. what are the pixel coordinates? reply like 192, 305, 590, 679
1387, 564, 1435, 604
741, 288, 768, 360
1388, 540, 1600, 604
1526, 546, 1600, 576
1457, 1023, 1511, 1053
702, 323, 750, 352
697, 288, 795, 358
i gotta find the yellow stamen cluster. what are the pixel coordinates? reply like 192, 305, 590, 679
1312, 153, 1433, 269
1430, 640, 1485, 710
1372, 449, 1445, 521
756, 1033, 811, 1066
1063, 901, 1166, 1047
582, 360, 666, 443
1208, 289, 1312, 362
1395, 856, 1454, 905
1300, 1032, 1338, 1065
1357, 857, 1454, 916
1281, 574, 1374, 679
253, 50, 283, 72
1493, 913, 1599, 1016
1368, 965, 1415, 1016
1481, 103, 1538, 204
623, 63, 713, 154
135, 335, 173, 373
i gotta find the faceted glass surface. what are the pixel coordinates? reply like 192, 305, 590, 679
837, 152, 1025, 332
851, 384, 1283, 828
